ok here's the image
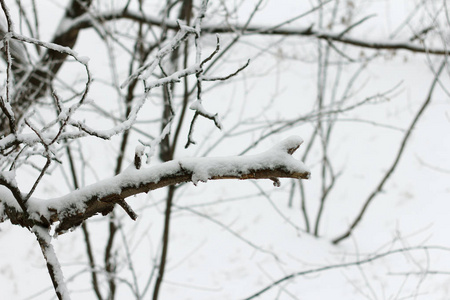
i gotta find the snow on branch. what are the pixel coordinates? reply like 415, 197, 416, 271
0, 136, 310, 234
120, 21, 195, 89
33, 226, 71, 300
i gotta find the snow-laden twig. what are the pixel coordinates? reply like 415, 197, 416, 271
0, 21, 92, 164
0, 0, 17, 134
120, 21, 196, 88
0, 136, 310, 234
189, 99, 222, 128
33, 226, 71, 300
184, 32, 247, 148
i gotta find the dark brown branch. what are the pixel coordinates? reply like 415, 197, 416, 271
53, 163, 306, 234
116, 198, 138, 221
81, 223, 103, 300
104, 215, 117, 300
152, 185, 175, 300
63, 10, 450, 56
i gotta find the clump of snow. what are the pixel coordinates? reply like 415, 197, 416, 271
189, 99, 223, 129
0, 170, 17, 186
135, 144, 145, 156
180, 136, 309, 184
57, 110, 68, 120
269, 136, 303, 153
0, 171, 22, 214
77, 56, 90, 64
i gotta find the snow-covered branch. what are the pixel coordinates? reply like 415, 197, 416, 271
0, 0, 93, 137
0, 136, 310, 234
33, 226, 71, 300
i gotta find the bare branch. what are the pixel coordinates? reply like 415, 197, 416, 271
332, 60, 447, 244
62, 10, 450, 55
202, 59, 250, 82
243, 246, 450, 300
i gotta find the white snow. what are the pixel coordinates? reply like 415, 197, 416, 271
2, 1, 449, 299
0, 185, 21, 215
32, 226, 71, 300
11, 32, 79, 57
77, 56, 90, 64
19, 136, 308, 224
180, 136, 308, 184
0, 171, 22, 217
135, 144, 145, 157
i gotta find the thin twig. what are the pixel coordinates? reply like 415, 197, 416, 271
243, 246, 450, 300
332, 60, 447, 244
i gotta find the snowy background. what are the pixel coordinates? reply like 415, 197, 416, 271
1, 0, 450, 299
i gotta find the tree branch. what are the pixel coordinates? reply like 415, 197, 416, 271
0, 136, 310, 234
0, 0, 93, 136
332, 60, 446, 244
63, 9, 450, 56
33, 226, 71, 300
242, 245, 450, 300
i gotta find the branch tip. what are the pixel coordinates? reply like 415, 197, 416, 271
117, 199, 138, 221
270, 177, 281, 187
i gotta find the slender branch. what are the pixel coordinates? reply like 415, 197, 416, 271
177, 203, 280, 261
202, 58, 250, 82
152, 3, 195, 298
104, 214, 117, 300
299, 180, 310, 233
65, 144, 103, 300
62, 10, 450, 55
81, 223, 103, 300
152, 185, 175, 300
243, 246, 450, 300
332, 60, 447, 244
